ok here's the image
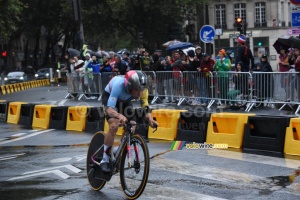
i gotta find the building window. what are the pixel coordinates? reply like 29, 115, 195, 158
234, 3, 246, 22
215, 4, 226, 28
255, 2, 266, 27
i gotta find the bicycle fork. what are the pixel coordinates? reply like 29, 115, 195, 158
127, 137, 140, 168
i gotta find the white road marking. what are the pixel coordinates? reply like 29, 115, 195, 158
0, 129, 55, 145
11, 133, 27, 137
58, 99, 67, 106
74, 154, 86, 162
0, 153, 26, 161
22, 164, 81, 175
8, 169, 70, 181
50, 157, 72, 163
7, 164, 81, 181
29, 129, 42, 132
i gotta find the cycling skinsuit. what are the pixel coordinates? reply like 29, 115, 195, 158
102, 76, 149, 121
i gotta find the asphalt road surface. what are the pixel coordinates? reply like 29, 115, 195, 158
0, 84, 300, 200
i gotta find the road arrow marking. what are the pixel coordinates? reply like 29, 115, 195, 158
7, 164, 81, 181
8, 169, 70, 181
22, 164, 81, 175
0, 129, 54, 145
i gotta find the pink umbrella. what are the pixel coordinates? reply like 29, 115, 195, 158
162, 39, 181, 47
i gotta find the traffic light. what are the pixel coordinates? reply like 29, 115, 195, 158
258, 42, 262, 46
1, 50, 7, 57
235, 17, 243, 34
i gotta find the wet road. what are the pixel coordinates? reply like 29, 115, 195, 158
0, 123, 300, 200
0, 84, 300, 199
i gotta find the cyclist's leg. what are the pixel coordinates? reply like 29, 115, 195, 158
100, 91, 119, 172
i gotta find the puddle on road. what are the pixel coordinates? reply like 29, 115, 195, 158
258, 168, 300, 195
2, 179, 81, 200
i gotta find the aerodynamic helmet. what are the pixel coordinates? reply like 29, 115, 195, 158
124, 70, 147, 93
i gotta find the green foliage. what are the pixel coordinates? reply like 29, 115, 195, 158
0, 0, 23, 38
82, 0, 206, 52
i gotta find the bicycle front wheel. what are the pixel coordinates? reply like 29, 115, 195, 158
86, 131, 106, 191
119, 134, 150, 199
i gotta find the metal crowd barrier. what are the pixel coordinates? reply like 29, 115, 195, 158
65, 71, 300, 114
65, 72, 117, 101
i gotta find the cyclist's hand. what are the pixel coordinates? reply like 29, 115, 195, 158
149, 117, 158, 128
118, 115, 127, 126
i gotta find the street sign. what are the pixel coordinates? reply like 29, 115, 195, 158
287, 28, 300, 35
216, 28, 223, 36
290, 0, 300, 5
291, 12, 300, 27
199, 25, 216, 43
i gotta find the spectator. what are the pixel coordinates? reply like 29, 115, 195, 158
87, 55, 101, 98
213, 49, 231, 108
196, 53, 214, 106
114, 56, 129, 75
228, 61, 249, 105
252, 54, 273, 102
235, 35, 254, 71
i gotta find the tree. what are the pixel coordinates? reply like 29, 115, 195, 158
82, 0, 207, 52
0, 0, 24, 39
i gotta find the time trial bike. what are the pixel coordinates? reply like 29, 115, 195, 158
86, 107, 157, 199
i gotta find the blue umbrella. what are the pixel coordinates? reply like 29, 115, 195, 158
166, 42, 194, 51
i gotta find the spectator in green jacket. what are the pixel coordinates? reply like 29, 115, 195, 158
213, 49, 231, 108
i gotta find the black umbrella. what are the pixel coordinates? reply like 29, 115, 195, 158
273, 39, 290, 54
166, 42, 194, 51
67, 48, 81, 57
277, 35, 300, 48
87, 49, 102, 58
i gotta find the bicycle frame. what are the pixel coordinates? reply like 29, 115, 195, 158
90, 122, 139, 174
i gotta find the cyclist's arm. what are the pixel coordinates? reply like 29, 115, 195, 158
140, 89, 158, 128
140, 88, 149, 108
105, 86, 128, 124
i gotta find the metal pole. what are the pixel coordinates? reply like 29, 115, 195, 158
218, 35, 220, 50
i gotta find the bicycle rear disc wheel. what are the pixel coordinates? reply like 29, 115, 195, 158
120, 134, 150, 199
86, 131, 106, 191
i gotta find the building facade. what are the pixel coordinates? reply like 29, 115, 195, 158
205, 0, 294, 69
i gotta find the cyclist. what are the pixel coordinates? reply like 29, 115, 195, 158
100, 70, 158, 172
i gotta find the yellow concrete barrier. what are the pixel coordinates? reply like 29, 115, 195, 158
206, 113, 255, 148
9, 84, 14, 93
5, 85, 11, 94
148, 109, 188, 141
20, 83, 25, 90
7, 102, 27, 124
32, 105, 54, 129
1, 86, 6, 95
284, 118, 300, 156
66, 106, 88, 131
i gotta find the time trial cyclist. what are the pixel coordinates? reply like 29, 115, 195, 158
100, 70, 158, 173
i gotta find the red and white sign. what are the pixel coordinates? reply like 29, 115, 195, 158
290, 0, 300, 5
